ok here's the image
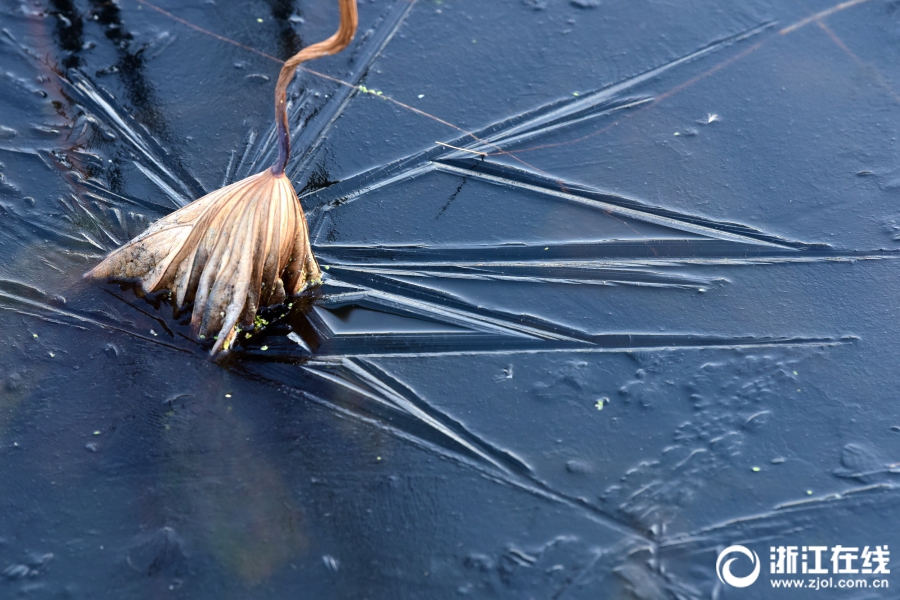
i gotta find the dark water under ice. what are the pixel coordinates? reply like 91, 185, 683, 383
2, 0, 900, 598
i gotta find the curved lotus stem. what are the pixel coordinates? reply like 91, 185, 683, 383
86, 0, 358, 356
273, 0, 358, 175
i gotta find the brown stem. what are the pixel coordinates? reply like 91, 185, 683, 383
271, 0, 358, 176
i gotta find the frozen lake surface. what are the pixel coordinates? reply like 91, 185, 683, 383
1, 0, 899, 597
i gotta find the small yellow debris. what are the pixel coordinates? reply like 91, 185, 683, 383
32, 334, 38, 339
93, 431, 101, 436
257, 18, 263, 23
807, 490, 813, 495
358, 85, 385, 96
752, 466, 760, 472
49, 352, 55, 357
260, 345, 269, 351
377, 456, 382, 461
225, 393, 232, 398
573, 92, 579, 97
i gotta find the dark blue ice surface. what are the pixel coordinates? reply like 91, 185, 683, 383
1, 0, 900, 598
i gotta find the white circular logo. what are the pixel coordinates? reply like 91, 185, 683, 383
716, 545, 761, 588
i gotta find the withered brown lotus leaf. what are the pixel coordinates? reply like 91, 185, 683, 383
85, 0, 358, 356
86, 171, 319, 354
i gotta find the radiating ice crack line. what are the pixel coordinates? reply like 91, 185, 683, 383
321, 264, 719, 290
61, 69, 204, 206
432, 162, 809, 250
0, 280, 189, 351
222, 0, 418, 184
302, 21, 775, 216
290, 0, 419, 181
241, 360, 649, 539
658, 484, 897, 553
460, 21, 774, 154
339, 357, 532, 475
318, 285, 587, 342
